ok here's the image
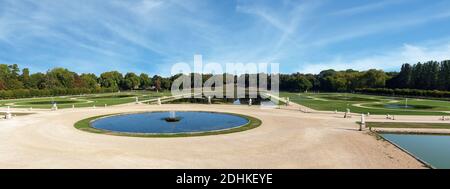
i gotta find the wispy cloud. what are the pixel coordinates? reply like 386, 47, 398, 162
330, 0, 407, 16
235, 0, 322, 62
299, 41, 450, 74
1, 0, 450, 76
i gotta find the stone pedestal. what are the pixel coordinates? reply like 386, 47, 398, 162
5, 112, 12, 119
51, 104, 58, 111
157, 98, 162, 105
360, 114, 366, 131
344, 108, 351, 118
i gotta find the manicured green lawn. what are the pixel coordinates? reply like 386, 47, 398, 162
280, 92, 450, 115
0, 90, 172, 109
366, 122, 450, 129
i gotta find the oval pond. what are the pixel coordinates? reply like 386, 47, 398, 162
91, 111, 250, 134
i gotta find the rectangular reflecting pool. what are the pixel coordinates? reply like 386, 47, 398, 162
381, 134, 450, 169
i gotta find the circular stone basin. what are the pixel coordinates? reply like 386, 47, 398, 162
91, 111, 250, 134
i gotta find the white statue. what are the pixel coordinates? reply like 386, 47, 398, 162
5, 112, 12, 119
249, 99, 252, 106
157, 98, 162, 105
5, 106, 12, 119
344, 108, 351, 118
135, 97, 139, 104
51, 103, 58, 111
208, 96, 212, 104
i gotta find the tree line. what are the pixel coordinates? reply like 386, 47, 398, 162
386, 60, 450, 90
279, 60, 450, 94
1, 60, 450, 99
0, 64, 172, 99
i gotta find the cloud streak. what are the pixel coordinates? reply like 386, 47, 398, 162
299, 41, 450, 74
0, 0, 450, 76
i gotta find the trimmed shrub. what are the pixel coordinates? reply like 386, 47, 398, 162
356, 88, 450, 98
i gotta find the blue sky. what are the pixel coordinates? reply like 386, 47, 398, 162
1, 0, 450, 76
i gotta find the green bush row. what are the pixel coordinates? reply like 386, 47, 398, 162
356, 88, 450, 98
0, 88, 118, 99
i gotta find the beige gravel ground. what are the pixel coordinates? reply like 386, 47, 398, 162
0, 104, 426, 168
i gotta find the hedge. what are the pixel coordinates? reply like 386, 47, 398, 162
356, 88, 450, 98
0, 88, 118, 99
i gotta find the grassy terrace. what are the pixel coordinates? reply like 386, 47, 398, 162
366, 122, 450, 129
74, 112, 262, 137
280, 92, 450, 115
0, 90, 172, 109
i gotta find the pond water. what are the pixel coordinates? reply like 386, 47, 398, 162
91, 111, 249, 134
384, 104, 414, 109
381, 133, 450, 168
383, 104, 433, 109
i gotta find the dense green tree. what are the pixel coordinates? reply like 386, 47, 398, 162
20, 68, 31, 88
29, 73, 46, 89
161, 77, 172, 90
0, 64, 10, 90
123, 72, 141, 90
360, 69, 388, 88
0, 64, 23, 89
388, 61, 442, 90
99, 71, 123, 89
139, 73, 151, 89
439, 60, 450, 90
280, 73, 312, 92
8, 64, 20, 78
317, 69, 337, 91
80, 73, 98, 89
293, 76, 312, 92
154, 78, 161, 92
390, 64, 412, 88
45, 68, 75, 88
